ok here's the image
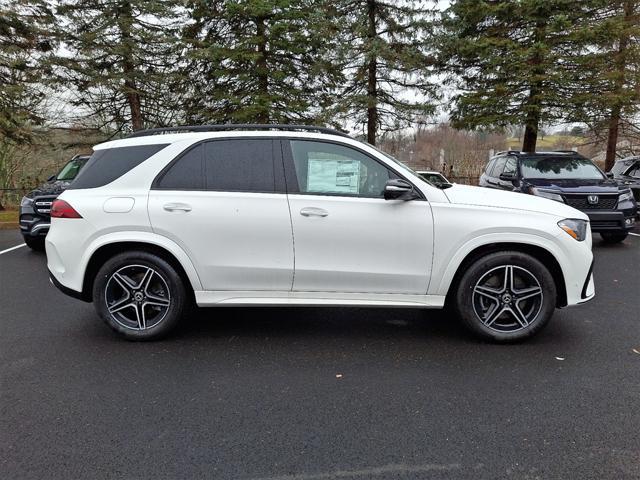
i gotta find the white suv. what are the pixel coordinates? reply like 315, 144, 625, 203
46, 125, 595, 342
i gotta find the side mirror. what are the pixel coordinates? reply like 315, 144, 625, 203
47, 174, 56, 182
499, 172, 516, 182
384, 179, 419, 201
605, 172, 614, 179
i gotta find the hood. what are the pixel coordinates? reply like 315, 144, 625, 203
444, 184, 587, 220
25, 180, 72, 199
523, 177, 621, 193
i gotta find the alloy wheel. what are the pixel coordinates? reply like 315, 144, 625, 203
104, 264, 171, 331
472, 265, 543, 333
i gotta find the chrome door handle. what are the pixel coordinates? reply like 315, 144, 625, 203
163, 203, 192, 212
300, 207, 328, 217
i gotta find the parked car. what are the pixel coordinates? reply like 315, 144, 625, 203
479, 151, 637, 243
20, 154, 90, 250
47, 125, 594, 343
607, 156, 640, 211
416, 171, 451, 187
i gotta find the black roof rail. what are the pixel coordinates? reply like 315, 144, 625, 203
125, 124, 351, 139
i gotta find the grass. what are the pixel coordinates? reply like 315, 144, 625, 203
506, 135, 584, 150
0, 209, 19, 229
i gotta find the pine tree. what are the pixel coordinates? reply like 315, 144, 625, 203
183, 0, 343, 125
334, 0, 437, 145
564, 0, 639, 170
0, 0, 56, 142
438, 0, 595, 152
55, 0, 185, 132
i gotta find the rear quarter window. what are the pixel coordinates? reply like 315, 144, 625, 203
68, 144, 169, 189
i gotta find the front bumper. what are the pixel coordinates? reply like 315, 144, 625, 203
586, 210, 636, 232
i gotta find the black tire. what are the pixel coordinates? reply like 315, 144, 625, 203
24, 236, 45, 251
453, 251, 557, 343
600, 232, 628, 243
92, 251, 188, 341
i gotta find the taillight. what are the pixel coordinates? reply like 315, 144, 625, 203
50, 199, 83, 218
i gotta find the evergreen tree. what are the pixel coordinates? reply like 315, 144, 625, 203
565, 0, 639, 170
438, 0, 595, 152
55, 0, 185, 132
0, 0, 55, 142
183, 0, 343, 125
334, 0, 437, 145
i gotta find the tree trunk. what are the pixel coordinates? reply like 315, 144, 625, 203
255, 16, 269, 124
521, 20, 545, 153
604, 0, 633, 172
118, 0, 143, 131
366, 0, 377, 145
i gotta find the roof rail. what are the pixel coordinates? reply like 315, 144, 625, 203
125, 124, 351, 139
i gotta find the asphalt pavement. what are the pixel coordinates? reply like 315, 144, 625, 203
1, 228, 639, 479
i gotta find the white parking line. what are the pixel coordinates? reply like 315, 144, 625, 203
629, 232, 640, 237
0, 243, 26, 255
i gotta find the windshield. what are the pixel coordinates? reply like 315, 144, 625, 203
520, 157, 604, 180
419, 172, 448, 186
56, 157, 88, 181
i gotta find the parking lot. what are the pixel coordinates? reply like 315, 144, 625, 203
1, 227, 639, 479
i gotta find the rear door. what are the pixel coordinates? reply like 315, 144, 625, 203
283, 139, 433, 294
148, 138, 294, 291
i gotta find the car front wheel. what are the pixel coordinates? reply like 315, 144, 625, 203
600, 232, 628, 243
454, 251, 557, 343
93, 251, 187, 341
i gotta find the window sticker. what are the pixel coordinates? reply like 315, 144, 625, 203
307, 158, 361, 194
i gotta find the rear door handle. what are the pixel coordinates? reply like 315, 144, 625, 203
163, 202, 192, 212
300, 207, 328, 217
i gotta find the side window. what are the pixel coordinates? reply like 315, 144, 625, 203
204, 139, 275, 192
503, 156, 517, 176
289, 140, 393, 198
69, 144, 169, 189
490, 157, 507, 177
627, 164, 640, 179
485, 159, 496, 175
155, 144, 204, 190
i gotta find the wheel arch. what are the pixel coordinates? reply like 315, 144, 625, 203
444, 242, 568, 309
81, 240, 200, 303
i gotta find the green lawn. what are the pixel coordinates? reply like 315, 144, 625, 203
0, 209, 18, 229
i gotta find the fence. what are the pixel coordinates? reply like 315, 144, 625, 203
448, 175, 480, 186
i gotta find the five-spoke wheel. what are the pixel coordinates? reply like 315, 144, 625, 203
454, 251, 556, 342
94, 251, 187, 340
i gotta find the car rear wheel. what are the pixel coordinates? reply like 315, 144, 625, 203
453, 251, 557, 343
600, 232, 628, 243
93, 251, 187, 341
24, 236, 45, 251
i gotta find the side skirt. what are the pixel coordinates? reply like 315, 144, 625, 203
194, 291, 446, 308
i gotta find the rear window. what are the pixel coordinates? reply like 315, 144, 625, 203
69, 144, 169, 189
520, 156, 604, 180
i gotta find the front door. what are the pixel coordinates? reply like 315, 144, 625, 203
148, 138, 294, 291
283, 139, 433, 294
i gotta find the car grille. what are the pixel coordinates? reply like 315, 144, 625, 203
591, 220, 620, 228
564, 195, 618, 210
33, 195, 57, 216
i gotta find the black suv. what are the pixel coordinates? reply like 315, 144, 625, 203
19, 154, 89, 250
608, 156, 640, 208
479, 151, 637, 243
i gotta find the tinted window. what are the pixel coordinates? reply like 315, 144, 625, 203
503, 157, 517, 175
69, 144, 168, 189
289, 140, 393, 198
625, 163, 640, 178
520, 157, 604, 180
490, 157, 507, 177
204, 139, 275, 192
155, 144, 204, 190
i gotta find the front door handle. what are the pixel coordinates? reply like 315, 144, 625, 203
163, 202, 192, 212
300, 207, 328, 217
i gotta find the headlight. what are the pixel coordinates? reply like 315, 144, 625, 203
20, 196, 33, 207
531, 187, 564, 202
558, 219, 588, 241
618, 189, 634, 202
